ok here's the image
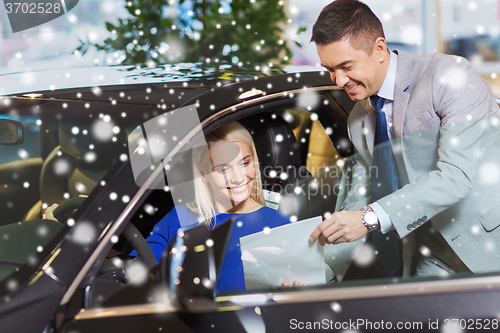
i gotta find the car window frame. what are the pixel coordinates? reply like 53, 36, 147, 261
71, 86, 354, 311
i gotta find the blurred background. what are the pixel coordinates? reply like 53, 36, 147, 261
1, 0, 499, 96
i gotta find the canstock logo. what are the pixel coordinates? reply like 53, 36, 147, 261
4, 0, 79, 33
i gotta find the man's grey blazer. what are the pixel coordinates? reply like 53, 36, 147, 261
327, 49, 500, 276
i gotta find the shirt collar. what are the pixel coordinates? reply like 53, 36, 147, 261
376, 51, 398, 101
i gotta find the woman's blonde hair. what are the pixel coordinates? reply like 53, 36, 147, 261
186, 122, 265, 226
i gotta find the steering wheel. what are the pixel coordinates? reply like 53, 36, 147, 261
53, 197, 157, 269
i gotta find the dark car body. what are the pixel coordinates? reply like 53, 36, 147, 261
0, 63, 499, 333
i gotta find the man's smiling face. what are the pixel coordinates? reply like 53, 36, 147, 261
316, 37, 389, 101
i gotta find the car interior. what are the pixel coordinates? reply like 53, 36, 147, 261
23, 120, 129, 221
0, 102, 154, 292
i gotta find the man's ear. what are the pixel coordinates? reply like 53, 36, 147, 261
374, 37, 388, 62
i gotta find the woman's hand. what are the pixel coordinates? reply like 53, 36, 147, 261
42, 203, 59, 221
281, 280, 308, 287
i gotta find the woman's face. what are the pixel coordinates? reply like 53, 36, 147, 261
200, 141, 257, 213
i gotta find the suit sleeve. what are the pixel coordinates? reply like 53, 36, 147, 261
377, 56, 498, 238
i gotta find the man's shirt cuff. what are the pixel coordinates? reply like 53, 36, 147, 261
369, 202, 395, 233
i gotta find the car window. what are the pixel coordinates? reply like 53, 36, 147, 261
108, 88, 460, 310
117, 99, 349, 297
0, 114, 41, 164
0, 106, 138, 291
1, 113, 44, 226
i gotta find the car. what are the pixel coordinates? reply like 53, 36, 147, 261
0, 63, 499, 333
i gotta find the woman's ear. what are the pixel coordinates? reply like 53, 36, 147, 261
198, 166, 209, 183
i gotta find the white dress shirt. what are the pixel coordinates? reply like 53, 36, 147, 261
368, 50, 397, 139
368, 51, 398, 233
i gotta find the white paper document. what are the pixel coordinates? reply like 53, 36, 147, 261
240, 216, 325, 289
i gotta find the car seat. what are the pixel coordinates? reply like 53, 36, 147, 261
24, 120, 128, 221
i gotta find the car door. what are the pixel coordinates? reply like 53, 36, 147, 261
58, 73, 358, 329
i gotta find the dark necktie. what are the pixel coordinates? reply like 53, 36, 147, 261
370, 95, 401, 277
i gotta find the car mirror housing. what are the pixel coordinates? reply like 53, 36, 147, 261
160, 217, 234, 312
0, 119, 24, 145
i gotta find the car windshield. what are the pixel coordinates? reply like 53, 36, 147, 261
0, 101, 143, 285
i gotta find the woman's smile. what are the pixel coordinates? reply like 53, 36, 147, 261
226, 182, 249, 193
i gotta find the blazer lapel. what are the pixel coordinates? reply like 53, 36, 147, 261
347, 100, 374, 164
363, 104, 376, 154
393, 50, 412, 138
361, 50, 413, 155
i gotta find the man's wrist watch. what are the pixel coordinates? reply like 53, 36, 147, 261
361, 206, 380, 232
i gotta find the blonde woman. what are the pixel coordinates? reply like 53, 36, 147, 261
131, 121, 291, 292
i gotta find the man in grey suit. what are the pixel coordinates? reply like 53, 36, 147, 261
310, 0, 500, 278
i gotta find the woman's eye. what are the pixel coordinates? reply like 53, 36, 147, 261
217, 167, 229, 173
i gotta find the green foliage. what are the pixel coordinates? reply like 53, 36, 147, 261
76, 0, 299, 65
293, 26, 305, 48
296, 26, 306, 34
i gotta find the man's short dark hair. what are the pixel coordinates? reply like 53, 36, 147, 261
311, 0, 385, 54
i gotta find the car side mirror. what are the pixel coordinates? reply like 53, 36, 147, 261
160, 217, 234, 312
0, 119, 24, 145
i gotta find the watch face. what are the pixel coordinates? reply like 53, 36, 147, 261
365, 212, 378, 226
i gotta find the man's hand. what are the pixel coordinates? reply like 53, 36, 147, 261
309, 210, 367, 245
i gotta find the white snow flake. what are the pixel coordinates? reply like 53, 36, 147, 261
71, 222, 96, 245
354, 243, 375, 267
479, 162, 500, 185
17, 149, 29, 159
419, 246, 431, 257
330, 302, 342, 313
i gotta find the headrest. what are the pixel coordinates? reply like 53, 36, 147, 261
239, 113, 306, 187
59, 119, 127, 170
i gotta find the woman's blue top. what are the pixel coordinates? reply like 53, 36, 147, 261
131, 205, 290, 292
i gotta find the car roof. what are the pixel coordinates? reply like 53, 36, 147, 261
0, 63, 321, 97
0, 64, 335, 120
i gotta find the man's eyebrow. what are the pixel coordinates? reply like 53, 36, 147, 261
321, 60, 352, 70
